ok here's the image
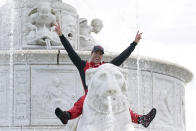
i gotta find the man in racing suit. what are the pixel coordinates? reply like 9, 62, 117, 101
54, 24, 156, 128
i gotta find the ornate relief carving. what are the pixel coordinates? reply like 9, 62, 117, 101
126, 69, 138, 112
153, 73, 175, 127
141, 71, 153, 113
31, 65, 80, 125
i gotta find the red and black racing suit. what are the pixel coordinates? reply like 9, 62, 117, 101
59, 35, 141, 123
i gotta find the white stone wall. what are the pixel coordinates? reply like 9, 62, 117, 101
0, 50, 193, 131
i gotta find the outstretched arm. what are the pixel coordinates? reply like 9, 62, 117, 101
110, 31, 142, 66
54, 24, 86, 68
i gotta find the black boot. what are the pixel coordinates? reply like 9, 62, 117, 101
55, 107, 71, 124
138, 108, 156, 128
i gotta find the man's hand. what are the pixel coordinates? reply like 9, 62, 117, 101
134, 30, 143, 44
54, 23, 63, 36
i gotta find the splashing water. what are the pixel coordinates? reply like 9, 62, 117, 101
105, 96, 114, 131
105, 96, 134, 131
136, 35, 141, 129
43, 24, 52, 49
135, 0, 142, 129
46, 38, 51, 49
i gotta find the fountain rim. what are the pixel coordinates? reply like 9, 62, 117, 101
63, 50, 194, 83
0, 49, 193, 83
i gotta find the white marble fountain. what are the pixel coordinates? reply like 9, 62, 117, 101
0, 0, 193, 131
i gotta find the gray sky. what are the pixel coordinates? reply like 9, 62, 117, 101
1, 0, 196, 130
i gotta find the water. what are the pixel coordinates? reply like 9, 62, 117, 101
6, 1, 51, 130
105, 96, 134, 131
136, 0, 142, 129
8, 0, 15, 130
135, 0, 140, 30
46, 38, 52, 49
136, 37, 141, 129
44, 24, 51, 49
105, 96, 114, 131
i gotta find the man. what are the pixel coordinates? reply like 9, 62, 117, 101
54, 23, 156, 128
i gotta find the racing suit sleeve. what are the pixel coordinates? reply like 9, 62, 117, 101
110, 42, 137, 66
59, 35, 86, 69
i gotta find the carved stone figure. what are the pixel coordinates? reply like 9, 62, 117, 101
74, 63, 134, 131
91, 18, 103, 34
79, 18, 103, 51
25, 1, 60, 46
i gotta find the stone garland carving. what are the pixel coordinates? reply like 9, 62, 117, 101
73, 63, 134, 131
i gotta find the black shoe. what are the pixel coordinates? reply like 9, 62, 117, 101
138, 108, 156, 128
55, 107, 71, 124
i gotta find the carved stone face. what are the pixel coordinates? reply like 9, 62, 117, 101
86, 64, 129, 114
91, 18, 103, 34
37, 3, 51, 16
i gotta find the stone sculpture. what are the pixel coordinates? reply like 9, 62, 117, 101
74, 63, 134, 131
0, 0, 192, 131
25, 1, 60, 46
79, 18, 103, 51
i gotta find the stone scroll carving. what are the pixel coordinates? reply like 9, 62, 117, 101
73, 64, 134, 131
79, 18, 103, 51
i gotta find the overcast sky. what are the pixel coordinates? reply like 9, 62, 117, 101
1, 0, 196, 130
63, 0, 196, 130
